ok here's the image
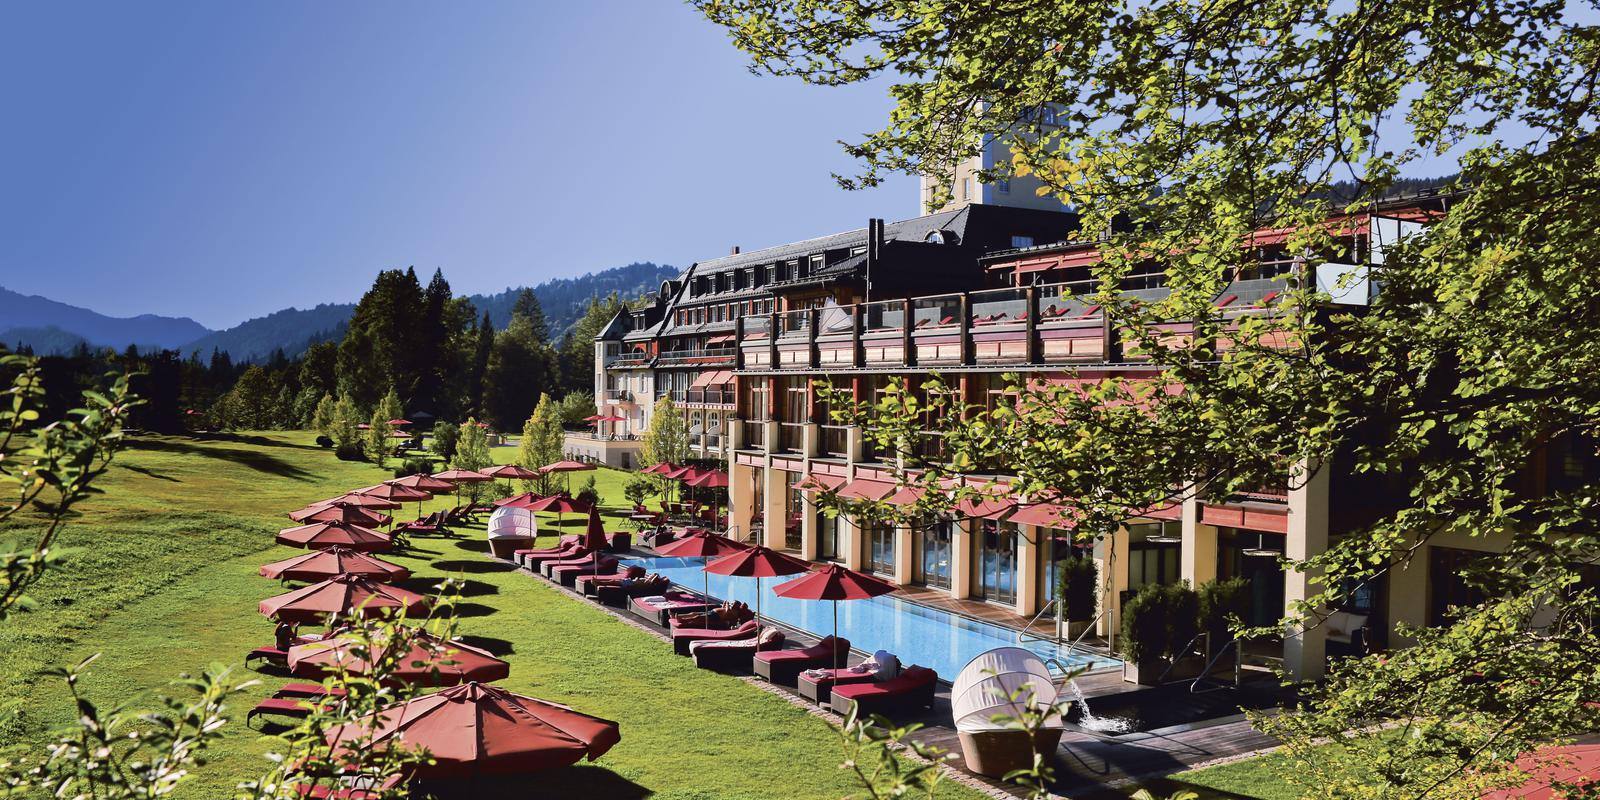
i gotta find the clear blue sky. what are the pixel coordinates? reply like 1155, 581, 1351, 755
0, 1, 915, 329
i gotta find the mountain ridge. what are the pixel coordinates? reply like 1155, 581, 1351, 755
3, 261, 675, 361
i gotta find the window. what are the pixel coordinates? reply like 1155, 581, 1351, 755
1011, 235, 1035, 249
869, 525, 896, 575
851, 245, 867, 256
997, 178, 1011, 194
962, 176, 972, 200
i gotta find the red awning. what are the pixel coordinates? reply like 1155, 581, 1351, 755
795, 473, 847, 493
706, 334, 735, 345
836, 478, 897, 501
884, 486, 925, 506
1008, 502, 1078, 528
956, 496, 1016, 519
689, 371, 716, 388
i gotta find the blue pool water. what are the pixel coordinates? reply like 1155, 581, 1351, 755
623, 556, 1113, 680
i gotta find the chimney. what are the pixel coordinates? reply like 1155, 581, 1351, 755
730, 245, 741, 255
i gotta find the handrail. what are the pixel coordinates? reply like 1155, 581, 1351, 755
1017, 598, 1059, 644
1155, 631, 1210, 684
1190, 636, 1243, 694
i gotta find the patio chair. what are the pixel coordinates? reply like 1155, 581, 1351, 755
671, 619, 759, 656
605, 531, 632, 552
246, 646, 289, 669
628, 590, 712, 627
594, 574, 669, 607
796, 665, 879, 704
753, 636, 852, 686
691, 626, 785, 673
828, 666, 938, 718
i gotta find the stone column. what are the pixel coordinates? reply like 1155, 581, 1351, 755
1096, 527, 1130, 648
950, 518, 974, 599
1386, 547, 1429, 648
729, 460, 757, 541
1283, 459, 1331, 681
1180, 495, 1219, 587
799, 489, 820, 561
1015, 524, 1040, 617
841, 513, 865, 571
762, 460, 787, 550
893, 523, 915, 586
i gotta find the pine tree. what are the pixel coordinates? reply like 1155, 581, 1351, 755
511, 288, 550, 344
641, 397, 691, 486
517, 394, 565, 493
337, 268, 426, 409
365, 410, 392, 468
376, 388, 405, 427
558, 293, 622, 396
330, 394, 362, 450
468, 311, 494, 417
310, 392, 336, 436
483, 309, 555, 431
452, 418, 493, 503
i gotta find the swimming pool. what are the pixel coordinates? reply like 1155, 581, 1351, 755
623, 555, 1113, 680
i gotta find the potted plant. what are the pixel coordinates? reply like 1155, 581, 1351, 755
1056, 556, 1100, 639
1118, 582, 1201, 685
1197, 577, 1250, 661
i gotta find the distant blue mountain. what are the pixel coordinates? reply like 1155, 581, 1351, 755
0, 286, 211, 353
1, 261, 676, 361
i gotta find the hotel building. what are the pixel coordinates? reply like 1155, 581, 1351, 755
581, 185, 1563, 682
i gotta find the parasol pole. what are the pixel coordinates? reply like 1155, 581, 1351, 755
833, 599, 840, 672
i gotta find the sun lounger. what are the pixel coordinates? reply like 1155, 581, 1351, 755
540, 552, 610, 578
274, 682, 347, 699
246, 696, 325, 727
605, 531, 632, 552
668, 604, 753, 631
290, 774, 404, 799
690, 627, 785, 673
515, 538, 581, 569
753, 636, 852, 686
671, 619, 759, 656
246, 646, 289, 669
828, 666, 938, 718
594, 575, 670, 607
628, 591, 712, 626
796, 666, 879, 704
575, 565, 645, 595
548, 557, 620, 587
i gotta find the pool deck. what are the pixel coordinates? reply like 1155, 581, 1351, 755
512, 546, 1281, 798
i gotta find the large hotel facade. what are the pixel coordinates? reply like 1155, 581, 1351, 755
569, 183, 1535, 682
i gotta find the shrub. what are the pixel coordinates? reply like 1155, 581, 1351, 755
1197, 577, 1251, 648
429, 420, 458, 462
315, 434, 334, 448
575, 474, 601, 507
1119, 582, 1199, 663
392, 457, 433, 479
334, 443, 366, 462
622, 475, 653, 507
1056, 556, 1099, 621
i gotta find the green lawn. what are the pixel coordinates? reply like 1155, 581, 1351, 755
0, 431, 981, 799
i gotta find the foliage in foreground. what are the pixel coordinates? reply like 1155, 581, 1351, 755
696, 0, 1600, 792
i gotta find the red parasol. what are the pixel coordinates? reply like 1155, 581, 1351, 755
774, 564, 898, 671
494, 491, 544, 508
288, 629, 508, 686
388, 474, 455, 493
259, 574, 429, 623
331, 493, 403, 510
328, 682, 621, 779
259, 546, 411, 583
580, 506, 608, 575
655, 530, 748, 605
289, 503, 390, 528
640, 462, 678, 475
433, 469, 492, 483
357, 483, 431, 502
525, 493, 591, 532
685, 470, 729, 489
276, 521, 394, 552
484, 464, 540, 480
539, 460, 596, 474
387, 418, 412, 426
704, 545, 808, 624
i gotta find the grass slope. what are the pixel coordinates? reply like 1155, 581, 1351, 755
0, 432, 982, 799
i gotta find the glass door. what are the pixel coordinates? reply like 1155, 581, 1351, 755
818, 512, 839, 561
869, 524, 896, 576
978, 521, 1018, 605
919, 520, 953, 589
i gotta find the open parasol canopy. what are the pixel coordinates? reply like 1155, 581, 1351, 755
704, 544, 808, 624
288, 629, 508, 686
259, 574, 430, 623
484, 464, 540, 481
640, 462, 678, 475
655, 530, 748, 606
357, 483, 431, 502
433, 469, 492, 483
330, 493, 403, 511
774, 564, 898, 671
288, 503, 390, 528
259, 546, 411, 583
276, 521, 394, 552
494, 491, 544, 508
328, 682, 621, 779
539, 460, 596, 474
388, 474, 456, 493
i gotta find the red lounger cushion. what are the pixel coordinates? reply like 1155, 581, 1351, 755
829, 666, 938, 714
671, 620, 759, 655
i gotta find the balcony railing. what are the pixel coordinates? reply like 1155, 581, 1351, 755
742, 421, 767, 450
776, 422, 805, 452
819, 425, 849, 458
657, 347, 736, 365
685, 387, 733, 405
736, 273, 1287, 371
604, 388, 632, 402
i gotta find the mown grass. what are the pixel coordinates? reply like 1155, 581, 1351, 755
0, 431, 982, 799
